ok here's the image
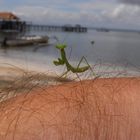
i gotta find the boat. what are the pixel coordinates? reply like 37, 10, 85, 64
5, 35, 48, 47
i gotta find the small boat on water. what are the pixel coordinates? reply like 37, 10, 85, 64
4, 35, 49, 47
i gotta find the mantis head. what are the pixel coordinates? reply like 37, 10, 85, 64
56, 44, 67, 50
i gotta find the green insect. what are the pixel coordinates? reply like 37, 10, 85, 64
53, 44, 92, 76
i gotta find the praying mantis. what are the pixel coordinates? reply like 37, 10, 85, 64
53, 44, 94, 77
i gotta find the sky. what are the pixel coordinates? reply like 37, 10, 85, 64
0, 0, 140, 29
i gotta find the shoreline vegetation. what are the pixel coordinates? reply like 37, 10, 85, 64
0, 65, 140, 139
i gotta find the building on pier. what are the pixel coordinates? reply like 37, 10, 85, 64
62, 24, 87, 32
0, 12, 26, 43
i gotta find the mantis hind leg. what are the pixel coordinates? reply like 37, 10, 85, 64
59, 70, 70, 79
76, 56, 96, 76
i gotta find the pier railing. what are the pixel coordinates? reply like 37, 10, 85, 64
26, 24, 88, 33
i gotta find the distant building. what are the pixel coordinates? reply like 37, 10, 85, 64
62, 24, 87, 32
0, 12, 19, 20
0, 12, 26, 43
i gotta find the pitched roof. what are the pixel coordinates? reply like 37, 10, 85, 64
0, 12, 19, 20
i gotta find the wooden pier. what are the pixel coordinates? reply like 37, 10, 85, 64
26, 24, 87, 33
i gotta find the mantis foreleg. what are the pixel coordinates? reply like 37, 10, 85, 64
53, 58, 64, 66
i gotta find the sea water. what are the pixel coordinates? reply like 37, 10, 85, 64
0, 30, 140, 77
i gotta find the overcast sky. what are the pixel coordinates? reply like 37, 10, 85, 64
0, 0, 140, 29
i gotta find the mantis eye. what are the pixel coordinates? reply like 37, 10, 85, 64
56, 44, 66, 49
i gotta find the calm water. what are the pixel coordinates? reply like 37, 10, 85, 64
0, 30, 140, 77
